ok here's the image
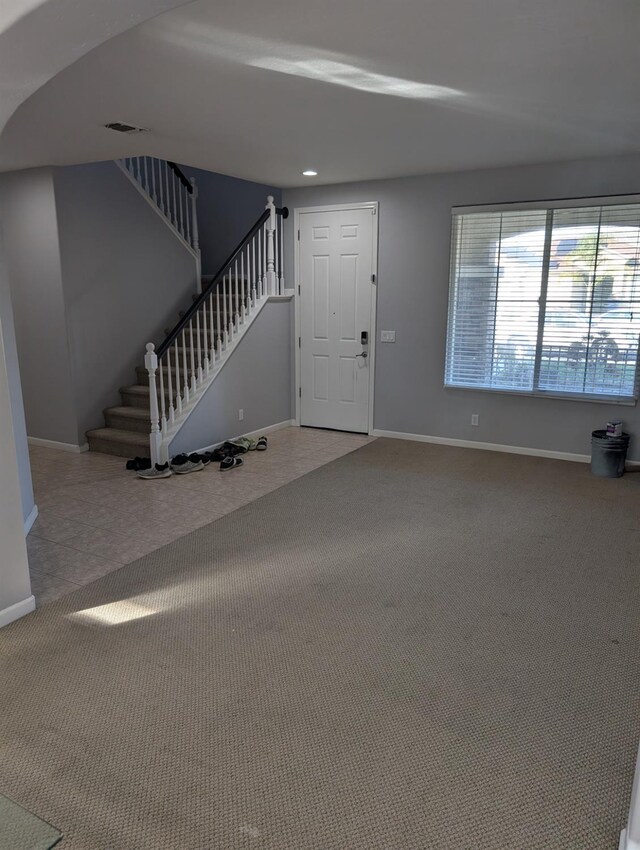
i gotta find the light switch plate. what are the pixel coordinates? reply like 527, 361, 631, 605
381, 330, 396, 343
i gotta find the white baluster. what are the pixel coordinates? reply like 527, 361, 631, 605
174, 340, 182, 415
144, 343, 162, 465
171, 172, 178, 227
222, 275, 229, 346
181, 329, 190, 405
196, 309, 203, 383
209, 293, 216, 366
201, 301, 209, 376
246, 245, 251, 312
164, 162, 170, 219
240, 251, 246, 322
216, 278, 224, 357
234, 260, 240, 328
252, 235, 257, 305
143, 157, 150, 193
262, 222, 268, 296
151, 158, 157, 203
188, 318, 197, 393
177, 179, 185, 237
167, 345, 175, 425
185, 189, 192, 245
159, 358, 167, 434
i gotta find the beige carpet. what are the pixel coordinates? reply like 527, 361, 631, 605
1, 438, 639, 849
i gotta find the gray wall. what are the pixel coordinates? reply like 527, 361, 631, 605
0, 241, 32, 614
54, 161, 199, 440
168, 299, 293, 456
0, 228, 35, 525
0, 167, 78, 445
284, 153, 640, 461
180, 164, 281, 276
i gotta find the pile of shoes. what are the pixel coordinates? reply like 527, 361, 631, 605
126, 435, 268, 480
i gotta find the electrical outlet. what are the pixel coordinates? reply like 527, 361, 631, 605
471, 414, 479, 426
239, 409, 244, 421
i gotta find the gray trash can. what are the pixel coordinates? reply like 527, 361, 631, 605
591, 429, 630, 478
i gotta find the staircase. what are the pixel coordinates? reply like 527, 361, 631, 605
86, 158, 287, 461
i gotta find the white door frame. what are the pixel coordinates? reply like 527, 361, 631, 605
294, 201, 379, 434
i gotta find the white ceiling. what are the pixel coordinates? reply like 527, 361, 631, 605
2, 0, 640, 186
0, 0, 192, 137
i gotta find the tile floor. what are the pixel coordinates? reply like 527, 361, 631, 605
27, 427, 375, 605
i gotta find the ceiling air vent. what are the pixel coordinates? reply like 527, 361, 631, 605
104, 122, 148, 134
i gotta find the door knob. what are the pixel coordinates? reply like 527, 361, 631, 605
356, 350, 368, 359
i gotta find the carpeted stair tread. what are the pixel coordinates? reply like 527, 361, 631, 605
104, 406, 150, 420
119, 384, 150, 398
86, 427, 149, 444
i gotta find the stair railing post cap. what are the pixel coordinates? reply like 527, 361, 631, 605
146, 342, 155, 353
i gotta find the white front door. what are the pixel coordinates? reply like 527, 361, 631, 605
298, 205, 377, 433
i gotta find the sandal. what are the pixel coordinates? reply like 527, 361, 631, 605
220, 456, 244, 472
256, 436, 268, 451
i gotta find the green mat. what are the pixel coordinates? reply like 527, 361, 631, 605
0, 794, 61, 850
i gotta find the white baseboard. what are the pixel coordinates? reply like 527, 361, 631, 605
28, 437, 89, 453
192, 419, 297, 455
24, 504, 38, 535
619, 828, 640, 850
371, 429, 592, 464
0, 595, 36, 628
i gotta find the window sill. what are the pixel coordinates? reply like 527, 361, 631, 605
444, 384, 638, 407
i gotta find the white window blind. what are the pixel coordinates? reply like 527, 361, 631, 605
445, 201, 640, 401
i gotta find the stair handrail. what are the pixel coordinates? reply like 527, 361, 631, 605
156, 200, 288, 358
166, 161, 193, 194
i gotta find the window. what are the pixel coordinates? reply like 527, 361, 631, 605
445, 200, 640, 401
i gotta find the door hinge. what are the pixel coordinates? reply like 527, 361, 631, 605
298, 285, 301, 295
299, 387, 302, 398
371, 273, 376, 283
297, 229, 300, 240
298, 336, 301, 348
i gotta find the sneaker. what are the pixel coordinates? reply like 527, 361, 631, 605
171, 453, 205, 474
203, 447, 228, 462
255, 436, 268, 451
136, 462, 172, 480
220, 455, 244, 472
126, 456, 152, 471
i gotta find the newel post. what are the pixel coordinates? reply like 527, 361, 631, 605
191, 177, 202, 294
145, 343, 162, 466
265, 195, 277, 295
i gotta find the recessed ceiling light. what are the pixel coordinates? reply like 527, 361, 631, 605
302, 169, 318, 177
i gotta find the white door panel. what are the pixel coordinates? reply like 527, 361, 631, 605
299, 207, 375, 433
